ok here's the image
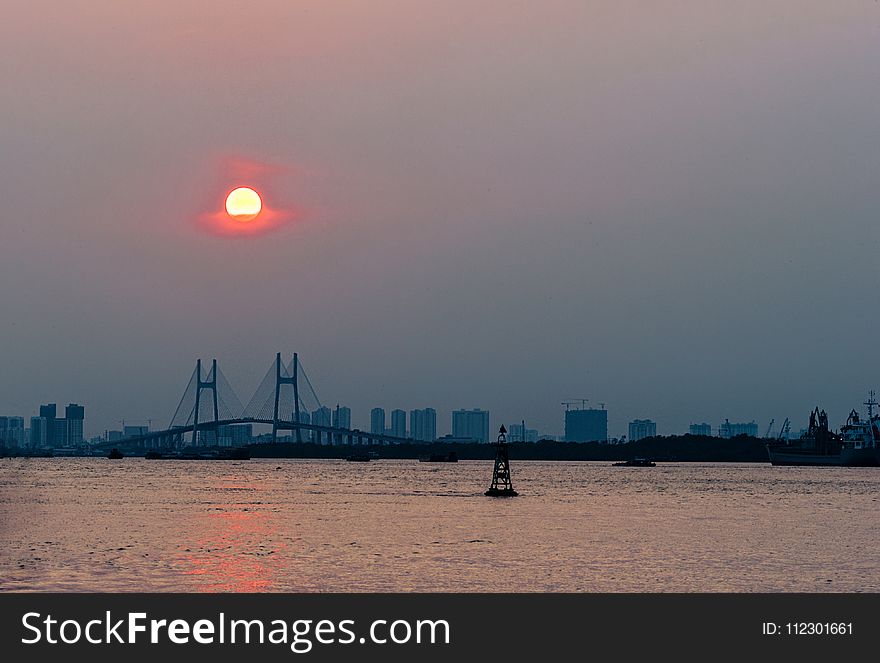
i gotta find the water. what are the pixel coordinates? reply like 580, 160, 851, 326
1, 458, 878, 592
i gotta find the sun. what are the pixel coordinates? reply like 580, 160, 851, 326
225, 186, 262, 221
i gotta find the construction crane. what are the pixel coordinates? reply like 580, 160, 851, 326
763, 419, 775, 439
777, 418, 791, 440
561, 399, 589, 411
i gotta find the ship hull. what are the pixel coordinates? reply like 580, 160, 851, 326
767, 446, 879, 467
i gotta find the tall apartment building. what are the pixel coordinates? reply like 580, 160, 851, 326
452, 409, 490, 443
409, 408, 437, 442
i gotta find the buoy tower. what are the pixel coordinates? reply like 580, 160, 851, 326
485, 425, 518, 497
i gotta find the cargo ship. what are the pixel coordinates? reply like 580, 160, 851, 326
144, 447, 250, 460
612, 458, 656, 467
767, 394, 880, 467
419, 452, 458, 463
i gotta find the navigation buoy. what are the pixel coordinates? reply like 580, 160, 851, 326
485, 425, 518, 497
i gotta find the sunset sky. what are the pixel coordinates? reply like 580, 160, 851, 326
2, 1, 879, 437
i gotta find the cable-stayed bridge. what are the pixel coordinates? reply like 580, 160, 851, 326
95, 353, 413, 451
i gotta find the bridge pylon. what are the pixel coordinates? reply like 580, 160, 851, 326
192, 358, 220, 446
272, 352, 302, 444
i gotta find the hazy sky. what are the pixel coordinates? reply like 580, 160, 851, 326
2, 1, 879, 438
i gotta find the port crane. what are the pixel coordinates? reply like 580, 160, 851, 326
763, 419, 775, 439
864, 391, 877, 419
777, 418, 791, 440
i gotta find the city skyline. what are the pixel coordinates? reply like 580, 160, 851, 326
0, 387, 818, 446
0, 383, 862, 441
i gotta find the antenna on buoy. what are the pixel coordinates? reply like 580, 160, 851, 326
485, 425, 518, 497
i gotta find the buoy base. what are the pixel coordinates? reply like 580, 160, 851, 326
484, 488, 518, 497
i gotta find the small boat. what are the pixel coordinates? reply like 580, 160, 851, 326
107, 449, 124, 459
613, 458, 656, 467
345, 453, 371, 462
419, 452, 459, 463
218, 447, 251, 460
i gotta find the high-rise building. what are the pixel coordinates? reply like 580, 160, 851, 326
218, 424, 253, 447
331, 405, 351, 444
628, 419, 657, 442
39, 403, 57, 447
196, 429, 216, 446
312, 406, 331, 427
0, 416, 25, 447
424, 408, 436, 441
509, 423, 538, 442
312, 406, 332, 444
409, 408, 437, 441
719, 420, 758, 438
564, 408, 608, 442
65, 403, 84, 447
452, 409, 490, 443
332, 405, 351, 430
689, 423, 712, 436
291, 410, 310, 425
53, 418, 68, 447
370, 408, 386, 435
390, 409, 407, 438
30, 416, 48, 448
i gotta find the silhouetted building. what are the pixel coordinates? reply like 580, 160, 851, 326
124, 425, 148, 438
564, 408, 608, 442
409, 408, 437, 441
105, 430, 124, 442
452, 409, 490, 443
312, 406, 331, 444
332, 405, 351, 429
628, 419, 656, 442
390, 409, 406, 438
312, 406, 331, 427
52, 418, 68, 447
0, 416, 25, 447
689, 422, 712, 436
509, 423, 538, 442
332, 405, 351, 444
39, 403, 57, 447
218, 424, 252, 447
719, 419, 758, 438
370, 408, 386, 435
291, 410, 310, 425
30, 416, 48, 448
65, 403, 84, 446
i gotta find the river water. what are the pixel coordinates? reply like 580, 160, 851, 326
1, 458, 877, 592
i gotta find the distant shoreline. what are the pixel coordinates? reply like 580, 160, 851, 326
248, 435, 770, 463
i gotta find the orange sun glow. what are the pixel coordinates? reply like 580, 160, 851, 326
225, 187, 262, 221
